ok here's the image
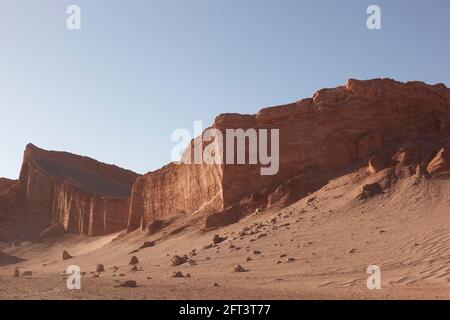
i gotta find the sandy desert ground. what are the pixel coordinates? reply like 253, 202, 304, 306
1, 167, 450, 300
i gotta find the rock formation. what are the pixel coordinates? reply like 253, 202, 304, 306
1, 78, 449, 238
127, 78, 450, 230
1, 144, 138, 237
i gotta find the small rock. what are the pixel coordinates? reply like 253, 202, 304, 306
246, 257, 252, 262
22, 271, 33, 276
62, 250, 73, 260
139, 241, 156, 249
213, 234, 227, 245
171, 255, 188, 266
13, 268, 20, 277
253, 250, 262, 255
96, 264, 105, 272
129, 256, 139, 265
234, 264, 248, 272
172, 271, 184, 278
119, 280, 138, 288
188, 259, 197, 266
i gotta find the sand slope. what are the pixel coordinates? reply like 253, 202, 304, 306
1, 167, 449, 300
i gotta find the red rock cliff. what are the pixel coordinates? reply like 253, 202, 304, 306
14, 144, 139, 236
128, 78, 450, 230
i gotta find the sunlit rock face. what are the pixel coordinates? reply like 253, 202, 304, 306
128, 78, 450, 230
1, 79, 449, 237
14, 144, 138, 236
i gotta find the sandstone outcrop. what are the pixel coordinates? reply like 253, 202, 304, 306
127, 79, 450, 230
1, 79, 449, 238
62, 250, 73, 260
1, 144, 138, 237
427, 147, 450, 175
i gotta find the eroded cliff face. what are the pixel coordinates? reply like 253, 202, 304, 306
128, 78, 450, 230
127, 149, 224, 231
12, 144, 138, 236
2, 78, 449, 237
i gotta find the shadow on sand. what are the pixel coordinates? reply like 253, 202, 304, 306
0, 251, 25, 266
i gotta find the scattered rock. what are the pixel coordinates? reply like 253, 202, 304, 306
129, 256, 139, 265
188, 259, 197, 266
213, 234, 227, 245
368, 154, 388, 173
427, 147, 450, 175
360, 183, 383, 199
118, 280, 138, 288
234, 264, 248, 272
130, 265, 138, 271
171, 255, 188, 266
172, 271, 185, 278
139, 241, 156, 249
62, 250, 73, 260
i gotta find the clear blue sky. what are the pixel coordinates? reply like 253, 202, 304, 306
1, 0, 449, 179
